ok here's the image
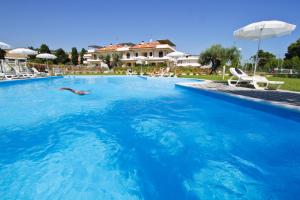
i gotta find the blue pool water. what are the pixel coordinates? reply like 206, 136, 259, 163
0, 76, 300, 200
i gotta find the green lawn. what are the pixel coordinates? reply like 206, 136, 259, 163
180, 75, 300, 92
64, 73, 300, 92
179, 74, 229, 82
268, 77, 300, 92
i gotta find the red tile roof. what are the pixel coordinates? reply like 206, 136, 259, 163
97, 44, 123, 52
130, 41, 160, 49
95, 40, 175, 52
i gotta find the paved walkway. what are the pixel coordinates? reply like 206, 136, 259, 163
177, 81, 300, 110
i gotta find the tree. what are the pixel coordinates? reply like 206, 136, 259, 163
28, 46, 37, 50
283, 56, 300, 70
111, 53, 121, 68
100, 54, 112, 69
285, 38, 300, 59
71, 47, 79, 65
243, 62, 253, 71
39, 44, 50, 53
199, 44, 241, 74
0, 48, 6, 60
101, 53, 122, 69
225, 47, 241, 67
251, 50, 276, 72
265, 58, 283, 72
55, 48, 69, 64
80, 48, 87, 64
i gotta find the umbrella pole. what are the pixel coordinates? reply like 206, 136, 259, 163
174, 60, 177, 77
0, 59, 3, 72
253, 37, 261, 76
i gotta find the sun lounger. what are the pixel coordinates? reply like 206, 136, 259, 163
228, 68, 284, 90
19, 65, 35, 78
3, 71, 19, 80
0, 72, 5, 80
53, 68, 64, 76
126, 69, 133, 75
31, 67, 48, 77
10, 65, 31, 78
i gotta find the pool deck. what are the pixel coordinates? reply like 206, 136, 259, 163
176, 80, 300, 111
0, 76, 63, 86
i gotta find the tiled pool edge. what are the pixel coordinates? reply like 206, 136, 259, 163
176, 82, 300, 122
0, 76, 63, 86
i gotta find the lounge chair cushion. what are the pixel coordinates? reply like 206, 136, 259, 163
235, 68, 243, 75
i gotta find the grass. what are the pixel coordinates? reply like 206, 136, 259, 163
268, 77, 300, 92
180, 74, 300, 92
179, 74, 229, 82
64, 73, 300, 92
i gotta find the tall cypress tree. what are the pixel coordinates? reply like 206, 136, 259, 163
80, 48, 87, 64
71, 47, 79, 65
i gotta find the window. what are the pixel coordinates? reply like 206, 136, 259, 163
135, 53, 138, 57
126, 53, 130, 59
150, 52, 153, 57
143, 52, 147, 57
159, 51, 163, 58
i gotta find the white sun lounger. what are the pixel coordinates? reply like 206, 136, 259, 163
0, 72, 5, 80
10, 65, 32, 78
228, 68, 284, 90
53, 68, 64, 76
31, 67, 48, 77
1, 61, 20, 79
126, 69, 133, 75
4, 71, 19, 80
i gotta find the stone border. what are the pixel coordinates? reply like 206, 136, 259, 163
176, 80, 300, 112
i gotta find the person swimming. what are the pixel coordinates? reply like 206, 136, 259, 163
60, 87, 90, 95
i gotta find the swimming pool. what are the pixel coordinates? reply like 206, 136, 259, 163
0, 76, 299, 199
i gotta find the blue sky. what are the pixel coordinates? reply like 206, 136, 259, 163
1, 0, 299, 60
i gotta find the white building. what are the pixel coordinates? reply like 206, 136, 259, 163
177, 55, 201, 67
83, 45, 103, 65
84, 39, 176, 67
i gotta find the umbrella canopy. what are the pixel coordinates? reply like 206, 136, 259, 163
234, 20, 296, 40
36, 53, 57, 69
135, 56, 146, 61
234, 20, 296, 75
166, 51, 187, 58
36, 53, 57, 59
9, 48, 38, 55
135, 56, 146, 65
0, 42, 11, 49
166, 51, 188, 69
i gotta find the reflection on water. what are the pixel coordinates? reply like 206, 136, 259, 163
0, 76, 300, 200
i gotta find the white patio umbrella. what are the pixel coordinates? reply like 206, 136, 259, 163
9, 48, 38, 55
166, 51, 188, 76
234, 20, 296, 75
135, 56, 146, 74
0, 42, 11, 49
8, 48, 38, 71
135, 56, 146, 64
166, 51, 188, 66
36, 53, 57, 68
166, 51, 187, 59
